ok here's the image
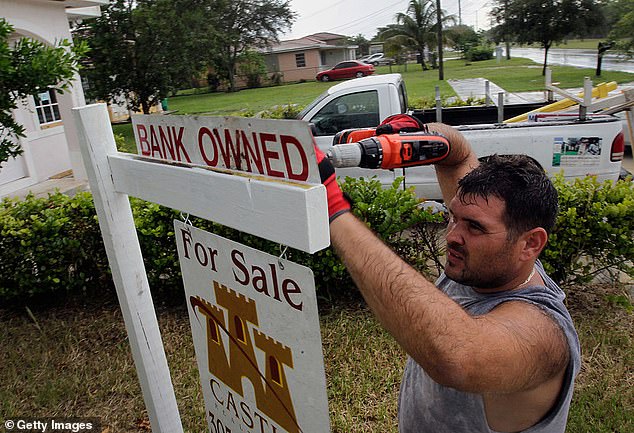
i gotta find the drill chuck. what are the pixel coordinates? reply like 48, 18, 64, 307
327, 137, 384, 168
327, 142, 362, 168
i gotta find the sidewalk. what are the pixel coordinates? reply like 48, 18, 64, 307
447, 77, 634, 106
447, 78, 546, 104
5, 174, 88, 201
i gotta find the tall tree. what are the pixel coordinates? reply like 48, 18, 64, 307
491, 0, 603, 75
378, 0, 454, 71
81, 0, 206, 114
607, 0, 634, 55
490, 0, 513, 59
445, 25, 479, 59
200, 0, 295, 92
348, 34, 371, 57
0, 18, 87, 166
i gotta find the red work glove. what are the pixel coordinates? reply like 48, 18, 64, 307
375, 114, 428, 135
314, 144, 351, 222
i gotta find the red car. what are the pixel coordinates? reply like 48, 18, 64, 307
316, 60, 375, 82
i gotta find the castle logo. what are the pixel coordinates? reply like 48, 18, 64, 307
175, 221, 330, 433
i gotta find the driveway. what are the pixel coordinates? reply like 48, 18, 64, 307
510, 48, 634, 74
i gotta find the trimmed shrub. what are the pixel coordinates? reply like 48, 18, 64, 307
0, 192, 109, 302
0, 177, 438, 304
409, 95, 486, 109
236, 103, 304, 120
465, 46, 494, 62
541, 174, 634, 286
4, 174, 631, 305
237, 50, 267, 89
341, 176, 446, 278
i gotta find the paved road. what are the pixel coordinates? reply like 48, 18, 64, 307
510, 48, 634, 74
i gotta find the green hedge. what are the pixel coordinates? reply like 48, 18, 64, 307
2, 174, 632, 305
0, 192, 108, 301
0, 177, 441, 305
465, 46, 494, 62
541, 174, 634, 286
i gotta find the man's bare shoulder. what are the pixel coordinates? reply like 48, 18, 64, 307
486, 300, 570, 382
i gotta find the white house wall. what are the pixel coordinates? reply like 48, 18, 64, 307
2, 1, 75, 48
1, 0, 98, 196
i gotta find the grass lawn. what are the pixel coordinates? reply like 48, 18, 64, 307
0, 284, 631, 432
111, 57, 634, 152
168, 80, 332, 116
168, 58, 634, 114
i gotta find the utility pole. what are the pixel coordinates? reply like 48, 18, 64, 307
504, 0, 511, 60
458, 0, 462, 25
436, 0, 444, 80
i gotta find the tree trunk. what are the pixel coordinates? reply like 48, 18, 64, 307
436, 0, 444, 80
505, 40, 511, 60
228, 68, 236, 92
141, 100, 150, 114
228, 50, 237, 92
542, 43, 551, 76
419, 49, 428, 71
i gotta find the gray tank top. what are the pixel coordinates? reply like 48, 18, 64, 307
398, 261, 581, 433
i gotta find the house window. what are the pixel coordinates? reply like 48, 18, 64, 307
34, 89, 62, 126
295, 53, 306, 68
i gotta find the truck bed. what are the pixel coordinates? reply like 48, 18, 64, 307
411, 102, 548, 125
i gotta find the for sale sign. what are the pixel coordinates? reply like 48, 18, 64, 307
174, 220, 330, 433
132, 115, 320, 184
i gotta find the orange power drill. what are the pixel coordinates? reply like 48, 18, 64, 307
326, 128, 451, 169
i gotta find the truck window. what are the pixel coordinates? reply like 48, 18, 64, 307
309, 90, 380, 136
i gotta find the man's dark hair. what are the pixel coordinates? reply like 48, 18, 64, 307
457, 154, 558, 238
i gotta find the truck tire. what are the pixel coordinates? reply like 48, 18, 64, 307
320, 75, 330, 82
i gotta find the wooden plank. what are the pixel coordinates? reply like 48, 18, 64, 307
72, 103, 184, 433
108, 154, 330, 253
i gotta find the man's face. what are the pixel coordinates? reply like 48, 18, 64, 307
445, 193, 523, 291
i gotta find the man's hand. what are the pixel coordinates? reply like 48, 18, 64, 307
425, 123, 473, 167
424, 122, 479, 203
376, 114, 426, 135
314, 144, 351, 222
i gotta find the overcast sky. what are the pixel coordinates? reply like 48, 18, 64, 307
284, 0, 493, 40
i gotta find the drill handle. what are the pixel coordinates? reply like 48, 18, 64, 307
377, 133, 450, 169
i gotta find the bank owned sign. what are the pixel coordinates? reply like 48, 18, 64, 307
175, 221, 329, 433
132, 115, 320, 184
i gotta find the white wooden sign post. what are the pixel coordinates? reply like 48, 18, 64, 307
72, 104, 330, 432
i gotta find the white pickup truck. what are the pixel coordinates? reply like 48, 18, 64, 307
298, 74, 627, 200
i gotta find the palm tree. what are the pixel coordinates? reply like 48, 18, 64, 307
378, 0, 454, 71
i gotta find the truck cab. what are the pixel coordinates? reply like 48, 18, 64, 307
298, 74, 409, 186
299, 74, 407, 149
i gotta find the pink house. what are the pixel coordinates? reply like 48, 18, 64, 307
262, 32, 358, 83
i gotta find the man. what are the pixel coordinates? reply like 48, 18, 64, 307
317, 121, 581, 432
